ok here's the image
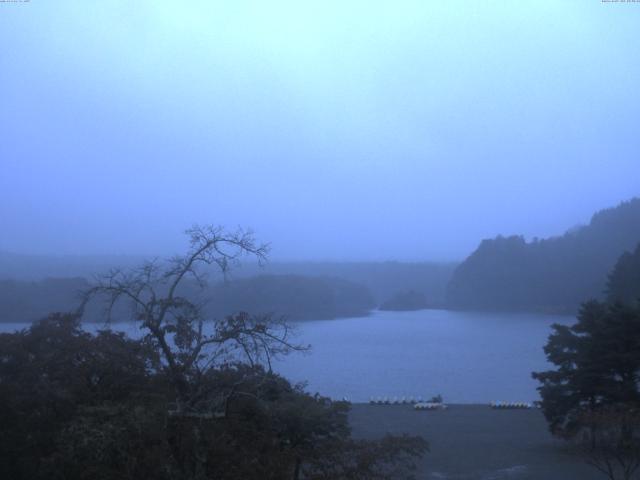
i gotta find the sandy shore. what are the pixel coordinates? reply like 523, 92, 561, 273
349, 404, 603, 480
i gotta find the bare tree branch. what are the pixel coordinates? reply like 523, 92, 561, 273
81, 225, 304, 415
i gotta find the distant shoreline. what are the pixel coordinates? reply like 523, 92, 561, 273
0, 306, 576, 327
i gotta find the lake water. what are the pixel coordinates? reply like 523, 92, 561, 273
0, 309, 574, 404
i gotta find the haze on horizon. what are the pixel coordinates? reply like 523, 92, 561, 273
1, 1, 639, 262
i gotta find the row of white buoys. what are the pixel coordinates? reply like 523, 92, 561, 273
369, 396, 424, 405
490, 401, 532, 409
414, 402, 448, 411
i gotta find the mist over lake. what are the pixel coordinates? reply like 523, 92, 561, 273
2, 3, 639, 478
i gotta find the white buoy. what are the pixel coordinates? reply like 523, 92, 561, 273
414, 401, 446, 411
492, 401, 533, 410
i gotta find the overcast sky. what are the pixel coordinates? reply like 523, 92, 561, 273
1, 1, 639, 261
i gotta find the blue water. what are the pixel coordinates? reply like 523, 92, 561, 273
0, 309, 573, 403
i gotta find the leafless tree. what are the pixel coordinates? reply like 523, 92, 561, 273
80, 225, 307, 415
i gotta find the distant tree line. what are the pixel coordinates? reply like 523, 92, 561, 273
236, 261, 456, 306
0, 275, 375, 324
205, 274, 375, 321
447, 198, 640, 313
379, 290, 429, 311
0, 252, 457, 308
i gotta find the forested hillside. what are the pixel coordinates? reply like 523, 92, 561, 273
235, 261, 456, 305
446, 198, 640, 313
204, 275, 375, 321
607, 242, 640, 305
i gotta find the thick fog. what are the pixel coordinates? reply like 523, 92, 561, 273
1, 1, 639, 261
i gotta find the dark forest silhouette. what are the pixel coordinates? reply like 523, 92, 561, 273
447, 198, 640, 313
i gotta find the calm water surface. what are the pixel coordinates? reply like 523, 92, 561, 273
276, 309, 573, 403
0, 309, 573, 404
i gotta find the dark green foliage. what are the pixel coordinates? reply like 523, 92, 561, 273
533, 300, 640, 479
56, 402, 171, 480
607, 243, 640, 306
379, 290, 429, 311
532, 301, 640, 438
0, 314, 427, 480
0, 313, 164, 480
447, 198, 640, 313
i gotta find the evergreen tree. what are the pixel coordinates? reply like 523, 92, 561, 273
533, 301, 640, 479
607, 243, 640, 306
533, 301, 640, 437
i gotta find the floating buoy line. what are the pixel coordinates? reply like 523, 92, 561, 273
353, 397, 536, 409
489, 401, 533, 409
368, 396, 423, 405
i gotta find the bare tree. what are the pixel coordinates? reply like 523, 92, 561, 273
80, 225, 307, 415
